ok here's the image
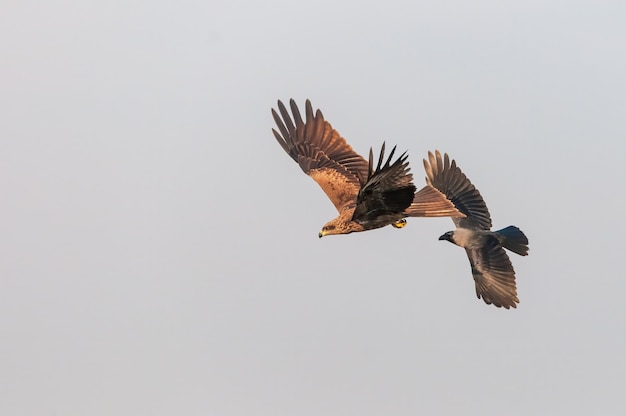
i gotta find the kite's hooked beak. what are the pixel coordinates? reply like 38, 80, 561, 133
318, 231, 325, 238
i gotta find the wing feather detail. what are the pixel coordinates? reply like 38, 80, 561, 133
272, 99, 369, 212
423, 150, 492, 230
352, 143, 417, 222
467, 236, 519, 309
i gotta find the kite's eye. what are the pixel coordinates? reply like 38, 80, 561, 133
323, 225, 335, 231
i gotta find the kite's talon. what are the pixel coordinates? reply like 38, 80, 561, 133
392, 219, 407, 229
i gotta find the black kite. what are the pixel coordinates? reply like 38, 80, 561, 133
271, 99, 464, 238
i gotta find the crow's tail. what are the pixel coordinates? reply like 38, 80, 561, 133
496, 225, 529, 256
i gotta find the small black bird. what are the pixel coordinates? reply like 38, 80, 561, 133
423, 151, 529, 309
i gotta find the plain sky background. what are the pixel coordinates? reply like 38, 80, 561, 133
2, 1, 626, 415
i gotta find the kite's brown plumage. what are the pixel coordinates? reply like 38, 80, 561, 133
271, 99, 464, 237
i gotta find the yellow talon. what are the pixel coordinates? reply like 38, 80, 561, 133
392, 219, 407, 229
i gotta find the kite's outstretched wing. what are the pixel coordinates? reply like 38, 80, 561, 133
352, 143, 417, 223
272, 99, 369, 213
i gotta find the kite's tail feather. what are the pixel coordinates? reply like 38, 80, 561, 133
405, 185, 465, 218
495, 226, 529, 256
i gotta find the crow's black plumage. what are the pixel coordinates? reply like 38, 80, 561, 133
424, 150, 529, 309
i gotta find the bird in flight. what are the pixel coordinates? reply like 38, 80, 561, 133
271, 99, 464, 238
423, 150, 529, 309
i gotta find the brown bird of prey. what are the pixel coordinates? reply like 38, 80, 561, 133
271, 99, 464, 238
424, 150, 529, 309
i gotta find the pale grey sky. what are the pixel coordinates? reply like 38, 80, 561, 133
2, 1, 626, 415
